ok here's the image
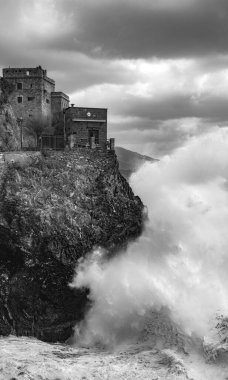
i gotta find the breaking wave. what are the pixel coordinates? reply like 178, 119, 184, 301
71, 127, 228, 348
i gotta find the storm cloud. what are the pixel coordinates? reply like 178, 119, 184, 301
60, 0, 228, 59
14, 0, 228, 60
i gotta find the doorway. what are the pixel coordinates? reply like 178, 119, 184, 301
88, 129, 99, 144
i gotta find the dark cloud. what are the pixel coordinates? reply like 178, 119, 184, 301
41, 0, 228, 59
105, 93, 228, 124
50, 58, 135, 93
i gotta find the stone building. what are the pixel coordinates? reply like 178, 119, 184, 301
2, 66, 69, 128
65, 106, 107, 150
1, 66, 109, 150
51, 92, 70, 114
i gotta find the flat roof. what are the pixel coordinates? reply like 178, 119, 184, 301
2, 67, 55, 85
72, 118, 106, 122
51, 91, 69, 100
68, 106, 107, 110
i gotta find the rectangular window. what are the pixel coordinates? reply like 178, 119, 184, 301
30, 84, 33, 88
28, 97, 35, 101
17, 83, 22, 90
26, 71, 30, 76
17, 96, 23, 103
46, 99, 50, 104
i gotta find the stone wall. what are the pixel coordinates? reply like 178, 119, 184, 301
3, 67, 55, 128
66, 107, 107, 150
51, 92, 69, 114
3, 151, 41, 167
41, 80, 55, 125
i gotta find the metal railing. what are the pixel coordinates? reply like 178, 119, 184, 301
40, 135, 64, 150
39, 135, 115, 151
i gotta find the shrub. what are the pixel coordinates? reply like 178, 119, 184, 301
0, 78, 14, 105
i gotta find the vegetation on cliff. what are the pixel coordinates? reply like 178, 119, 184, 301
0, 78, 14, 106
0, 78, 21, 151
0, 149, 144, 341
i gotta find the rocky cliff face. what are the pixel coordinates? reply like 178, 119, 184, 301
0, 149, 144, 342
0, 104, 20, 151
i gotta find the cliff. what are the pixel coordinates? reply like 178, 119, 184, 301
115, 146, 158, 180
0, 78, 21, 151
0, 149, 144, 342
0, 103, 20, 151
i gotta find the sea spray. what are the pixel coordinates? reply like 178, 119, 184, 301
71, 127, 228, 347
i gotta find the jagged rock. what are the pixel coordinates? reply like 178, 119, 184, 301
0, 149, 144, 342
0, 104, 20, 151
203, 315, 228, 362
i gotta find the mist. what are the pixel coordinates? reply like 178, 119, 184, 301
71, 126, 228, 347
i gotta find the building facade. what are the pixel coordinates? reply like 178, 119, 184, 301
1, 66, 108, 150
66, 106, 107, 150
2, 66, 69, 128
51, 92, 69, 114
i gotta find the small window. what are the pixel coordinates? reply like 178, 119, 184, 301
29, 114, 33, 117
46, 99, 50, 104
17, 83, 22, 90
30, 84, 33, 88
28, 97, 35, 101
26, 71, 30, 76
17, 96, 23, 103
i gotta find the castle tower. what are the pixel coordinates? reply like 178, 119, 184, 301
2, 66, 55, 126
51, 92, 69, 113
51, 91, 70, 135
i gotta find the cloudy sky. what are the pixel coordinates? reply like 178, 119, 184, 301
0, 0, 228, 157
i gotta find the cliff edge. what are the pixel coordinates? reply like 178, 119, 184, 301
0, 149, 144, 342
